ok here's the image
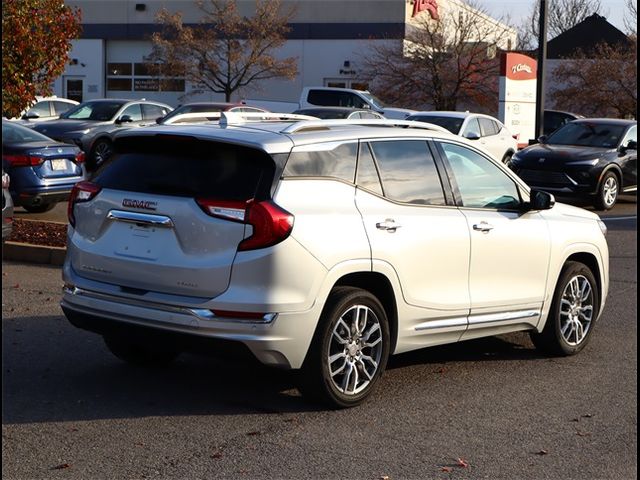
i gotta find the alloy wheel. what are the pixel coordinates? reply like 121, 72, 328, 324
559, 274, 594, 346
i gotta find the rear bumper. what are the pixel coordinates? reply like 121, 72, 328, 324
60, 285, 321, 369
12, 185, 74, 207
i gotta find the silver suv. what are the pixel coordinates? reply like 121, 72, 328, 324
61, 116, 609, 407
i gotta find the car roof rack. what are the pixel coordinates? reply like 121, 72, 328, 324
279, 119, 451, 134
219, 111, 318, 126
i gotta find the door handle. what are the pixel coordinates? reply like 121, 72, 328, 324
473, 221, 494, 233
376, 219, 401, 232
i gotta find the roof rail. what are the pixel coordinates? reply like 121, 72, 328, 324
279, 119, 451, 134
219, 111, 318, 126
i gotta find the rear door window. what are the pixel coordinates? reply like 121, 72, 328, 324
479, 118, 499, 137
369, 140, 446, 205
462, 118, 481, 138
120, 104, 143, 122
356, 142, 383, 195
142, 104, 169, 120
97, 136, 276, 201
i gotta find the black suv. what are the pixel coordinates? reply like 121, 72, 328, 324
509, 118, 637, 210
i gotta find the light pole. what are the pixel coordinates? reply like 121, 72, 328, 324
534, 0, 548, 140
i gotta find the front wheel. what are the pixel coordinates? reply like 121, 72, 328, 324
594, 172, 619, 210
530, 261, 599, 356
89, 139, 113, 171
299, 287, 390, 408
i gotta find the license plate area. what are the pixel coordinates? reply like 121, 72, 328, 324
114, 224, 165, 260
50, 158, 69, 171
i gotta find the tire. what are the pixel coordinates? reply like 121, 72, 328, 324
104, 335, 180, 367
89, 139, 113, 171
501, 152, 513, 164
530, 261, 599, 356
594, 171, 619, 210
22, 202, 56, 213
299, 287, 390, 408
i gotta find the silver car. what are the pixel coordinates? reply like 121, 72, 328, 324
61, 116, 609, 407
2, 170, 13, 241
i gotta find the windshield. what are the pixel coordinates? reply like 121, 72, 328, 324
547, 122, 626, 148
2, 121, 55, 143
161, 104, 227, 122
407, 115, 464, 134
360, 92, 386, 110
60, 101, 126, 121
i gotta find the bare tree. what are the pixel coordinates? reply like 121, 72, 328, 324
624, 0, 637, 36
149, 0, 297, 102
550, 39, 637, 118
359, 3, 513, 112
520, 0, 605, 49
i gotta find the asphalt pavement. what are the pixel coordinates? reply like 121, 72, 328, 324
2, 200, 637, 480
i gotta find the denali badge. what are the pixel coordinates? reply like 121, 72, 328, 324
122, 198, 158, 210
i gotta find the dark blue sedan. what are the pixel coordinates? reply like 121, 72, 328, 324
2, 120, 87, 213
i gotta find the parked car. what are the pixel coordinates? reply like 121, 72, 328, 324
544, 110, 584, 137
32, 98, 172, 171
2, 169, 13, 241
2, 119, 87, 213
406, 111, 518, 163
509, 118, 637, 210
299, 87, 415, 119
17, 96, 79, 124
292, 107, 386, 120
61, 117, 609, 408
157, 102, 268, 125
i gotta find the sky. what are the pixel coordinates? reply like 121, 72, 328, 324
480, 0, 631, 32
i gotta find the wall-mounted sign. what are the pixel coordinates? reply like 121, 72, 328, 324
412, 0, 439, 19
499, 52, 537, 148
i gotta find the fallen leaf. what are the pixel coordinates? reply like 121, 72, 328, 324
67, 427, 79, 432
441, 466, 453, 473
246, 431, 261, 436
457, 458, 469, 468
380, 476, 390, 480
52, 463, 71, 470
581, 414, 594, 418
536, 450, 548, 455
576, 430, 591, 437
12, 284, 19, 289
211, 452, 223, 459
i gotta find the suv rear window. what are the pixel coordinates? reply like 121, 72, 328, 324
95, 135, 276, 201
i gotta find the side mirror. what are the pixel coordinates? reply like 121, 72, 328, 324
621, 139, 637, 152
116, 114, 133, 124
526, 189, 555, 211
537, 135, 548, 144
156, 116, 164, 124
22, 112, 40, 120
464, 132, 481, 140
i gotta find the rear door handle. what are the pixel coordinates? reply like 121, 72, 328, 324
376, 219, 401, 232
473, 221, 494, 233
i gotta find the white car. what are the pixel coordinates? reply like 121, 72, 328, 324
13, 96, 79, 124
407, 111, 518, 163
61, 116, 609, 408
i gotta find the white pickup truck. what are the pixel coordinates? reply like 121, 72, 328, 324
248, 87, 416, 119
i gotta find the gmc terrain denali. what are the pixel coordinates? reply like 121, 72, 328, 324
61, 115, 609, 407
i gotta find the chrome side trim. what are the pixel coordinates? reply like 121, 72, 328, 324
415, 317, 467, 331
62, 286, 276, 324
107, 210, 174, 228
468, 309, 540, 326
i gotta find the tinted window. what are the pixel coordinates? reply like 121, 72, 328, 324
479, 118, 499, 136
547, 122, 626, 148
283, 142, 357, 182
621, 125, 637, 146
307, 90, 367, 109
370, 140, 445, 205
407, 115, 464, 134
462, 117, 481, 138
2, 121, 54, 143
62, 101, 125, 121
440, 142, 520, 210
142, 104, 169, 120
121, 104, 143, 121
97, 136, 275, 201
356, 143, 383, 195
53, 101, 76, 115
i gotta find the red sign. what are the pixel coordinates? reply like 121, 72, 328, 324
500, 52, 537, 81
412, 0, 439, 20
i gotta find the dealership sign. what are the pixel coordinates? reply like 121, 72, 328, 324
498, 52, 537, 148
412, 0, 439, 19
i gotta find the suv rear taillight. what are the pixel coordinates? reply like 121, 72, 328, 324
68, 181, 102, 227
75, 152, 86, 164
196, 199, 294, 251
3, 154, 44, 167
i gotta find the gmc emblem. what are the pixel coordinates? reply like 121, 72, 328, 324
122, 198, 158, 211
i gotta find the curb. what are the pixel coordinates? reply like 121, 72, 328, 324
2, 241, 66, 266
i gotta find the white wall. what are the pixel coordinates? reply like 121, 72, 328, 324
53, 39, 104, 101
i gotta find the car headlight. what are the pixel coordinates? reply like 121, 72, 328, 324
597, 219, 608, 237
567, 158, 599, 166
68, 129, 91, 136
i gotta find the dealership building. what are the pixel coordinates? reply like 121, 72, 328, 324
55, 0, 516, 109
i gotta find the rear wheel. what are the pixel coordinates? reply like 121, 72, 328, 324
299, 287, 390, 408
104, 335, 180, 367
530, 261, 599, 356
89, 139, 113, 171
22, 202, 56, 213
594, 171, 618, 210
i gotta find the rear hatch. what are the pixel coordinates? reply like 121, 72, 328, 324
69, 134, 278, 298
